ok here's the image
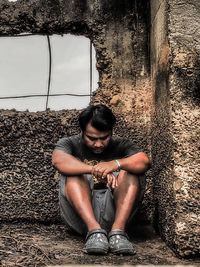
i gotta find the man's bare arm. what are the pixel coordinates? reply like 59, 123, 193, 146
52, 150, 92, 176
117, 152, 150, 174
92, 152, 150, 179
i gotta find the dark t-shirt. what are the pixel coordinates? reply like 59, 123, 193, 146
54, 135, 142, 187
54, 135, 141, 163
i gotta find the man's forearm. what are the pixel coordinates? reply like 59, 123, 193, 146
117, 152, 150, 174
91, 152, 150, 179
52, 150, 92, 176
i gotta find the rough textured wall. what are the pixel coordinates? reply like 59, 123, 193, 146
151, 0, 200, 258
0, 110, 81, 222
0, 1, 153, 223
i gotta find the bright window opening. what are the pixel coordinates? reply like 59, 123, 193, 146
0, 34, 99, 112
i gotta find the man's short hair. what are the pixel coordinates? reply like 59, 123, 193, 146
79, 104, 116, 132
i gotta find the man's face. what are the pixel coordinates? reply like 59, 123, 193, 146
82, 123, 112, 154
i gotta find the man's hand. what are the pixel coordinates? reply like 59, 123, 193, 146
106, 173, 118, 189
91, 160, 119, 180
91, 161, 119, 189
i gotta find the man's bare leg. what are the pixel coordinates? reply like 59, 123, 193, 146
108, 170, 139, 254
65, 175, 109, 254
112, 170, 139, 231
65, 175, 101, 232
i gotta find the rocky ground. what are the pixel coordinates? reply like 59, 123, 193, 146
0, 222, 199, 267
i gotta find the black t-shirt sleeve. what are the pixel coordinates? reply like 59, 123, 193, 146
54, 136, 77, 155
53, 135, 142, 161
112, 137, 142, 158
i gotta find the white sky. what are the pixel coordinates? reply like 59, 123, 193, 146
0, 34, 99, 111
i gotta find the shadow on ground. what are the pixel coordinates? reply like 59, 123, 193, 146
0, 222, 199, 266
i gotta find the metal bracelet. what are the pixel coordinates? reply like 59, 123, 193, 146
115, 159, 121, 169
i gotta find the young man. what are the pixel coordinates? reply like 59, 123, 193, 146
52, 104, 150, 255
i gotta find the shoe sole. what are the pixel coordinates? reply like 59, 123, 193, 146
111, 248, 136, 255
85, 247, 108, 255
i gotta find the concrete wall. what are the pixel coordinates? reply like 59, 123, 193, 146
151, 0, 200, 258
0, 110, 79, 222
0, 1, 153, 223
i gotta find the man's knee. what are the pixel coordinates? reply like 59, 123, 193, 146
117, 170, 139, 187
65, 175, 91, 202
65, 174, 88, 186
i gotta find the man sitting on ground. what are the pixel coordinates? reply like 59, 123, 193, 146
52, 104, 150, 255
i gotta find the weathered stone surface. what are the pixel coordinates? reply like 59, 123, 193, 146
0, 109, 80, 222
151, 0, 200, 258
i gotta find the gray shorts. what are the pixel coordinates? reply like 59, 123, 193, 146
59, 173, 146, 235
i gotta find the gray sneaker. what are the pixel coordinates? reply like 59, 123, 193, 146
84, 229, 109, 254
108, 230, 136, 255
